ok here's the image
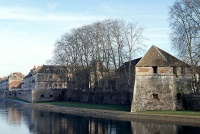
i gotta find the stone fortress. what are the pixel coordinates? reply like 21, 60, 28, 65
131, 46, 192, 111
0, 46, 198, 111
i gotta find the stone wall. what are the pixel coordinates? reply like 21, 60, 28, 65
131, 65, 192, 112
1, 89, 132, 105
31, 89, 64, 102
16, 90, 32, 102
0, 90, 17, 98
184, 94, 200, 110
131, 75, 179, 111
63, 90, 132, 105
0, 91, 5, 98
131, 121, 177, 134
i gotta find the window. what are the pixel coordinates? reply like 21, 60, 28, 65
41, 95, 44, 98
173, 67, 177, 75
152, 94, 158, 100
46, 68, 50, 73
177, 93, 181, 100
61, 75, 65, 78
152, 66, 158, 74
181, 67, 185, 74
53, 68, 57, 73
50, 95, 53, 98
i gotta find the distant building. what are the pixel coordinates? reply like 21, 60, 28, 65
73, 60, 111, 90
0, 76, 9, 90
131, 46, 192, 112
22, 65, 68, 90
0, 72, 24, 91
115, 58, 141, 92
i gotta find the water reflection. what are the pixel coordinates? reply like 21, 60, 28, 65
27, 111, 132, 134
131, 121, 177, 134
0, 100, 132, 134
7, 107, 21, 125
1, 99, 200, 134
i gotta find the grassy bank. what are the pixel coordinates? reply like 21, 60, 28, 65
41, 102, 130, 112
7, 98, 200, 117
8, 97, 30, 103
139, 111, 200, 117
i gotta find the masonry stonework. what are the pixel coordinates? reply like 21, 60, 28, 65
131, 121, 177, 134
131, 75, 178, 111
131, 46, 192, 112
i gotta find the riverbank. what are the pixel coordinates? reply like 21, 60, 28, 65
3, 98, 200, 127
21, 102, 200, 127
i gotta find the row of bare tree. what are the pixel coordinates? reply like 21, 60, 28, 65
49, 19, 144, 90
49, 0, 199, 92
169, 0, 200, 92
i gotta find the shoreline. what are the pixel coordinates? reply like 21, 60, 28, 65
24, 102, 200, 127
2, 98, 200, 127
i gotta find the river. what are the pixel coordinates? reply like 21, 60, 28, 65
0, 99, 200, 134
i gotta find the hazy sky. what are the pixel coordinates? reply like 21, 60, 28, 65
0, 0, 175, 77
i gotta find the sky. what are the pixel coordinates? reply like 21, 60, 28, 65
0, 0, 175, 77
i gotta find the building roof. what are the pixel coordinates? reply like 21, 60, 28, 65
9, 81, 21, 89
24, 66, 42, 78
9, 72, 24, 78
118, 58, 142, 71
37, 65, 67, 74
136, 45, 189, 67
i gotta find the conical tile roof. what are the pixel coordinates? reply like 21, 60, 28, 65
136, 46, 189, 67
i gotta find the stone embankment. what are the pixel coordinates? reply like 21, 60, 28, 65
23, 102, 200, 127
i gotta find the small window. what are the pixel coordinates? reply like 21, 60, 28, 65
61, 75, 65, 78
181, 67, 185, 74
41, 95, 44, 98
46, 68, 50, 73
152, 66, 158, 74
59, 94, 62, 98
173, 67, 177, 75
50, 95, 53, 98
177, 93, 181, 100
152, 94, 158, 100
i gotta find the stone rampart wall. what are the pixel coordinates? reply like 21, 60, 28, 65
1, 89, 132, 105
132, 75, 178, 111
16, 90, 32, 102
184, 94, 200, 110
0, 91, 5, 98
63, 90, 132, 105
31, 89, 64, 102
0, 90, 16, 98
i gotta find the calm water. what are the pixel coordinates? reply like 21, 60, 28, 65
0, 99, 200, 134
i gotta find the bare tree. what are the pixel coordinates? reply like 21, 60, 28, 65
169, 0, 200, 92
49, 19, 145, 91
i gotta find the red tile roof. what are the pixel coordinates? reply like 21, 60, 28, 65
9, 81, 21, 89
136, 46, 189, 67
